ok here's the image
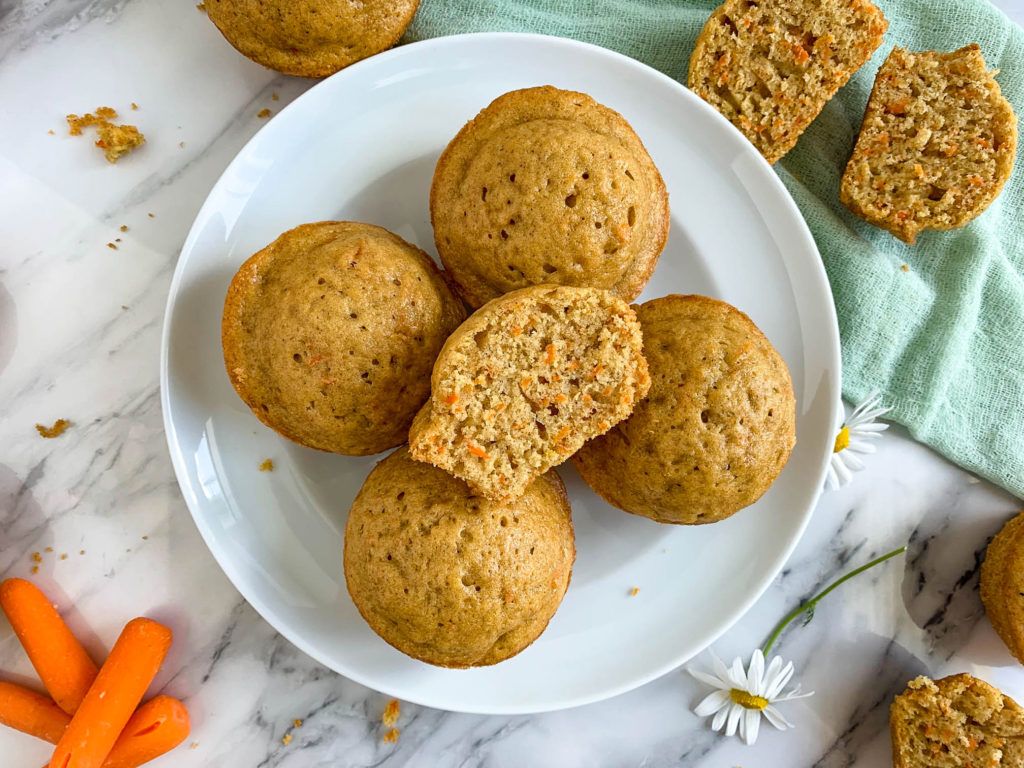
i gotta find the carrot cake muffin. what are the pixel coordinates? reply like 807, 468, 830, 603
573, 295, 795, 525
688, 0, 887, 164
222, 221, 465, 455
344, 447, 575, 668
841, 45, 1017, 244
206, 0, 420, 78
981, 510, 1024, 666
430, 86, 669, 307
890, 674, 1024, 767
409, 285, 650, 501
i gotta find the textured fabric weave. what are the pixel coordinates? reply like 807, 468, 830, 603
404, 0, 1024, 499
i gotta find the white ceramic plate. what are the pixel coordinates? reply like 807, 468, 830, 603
161, 32, 840, 714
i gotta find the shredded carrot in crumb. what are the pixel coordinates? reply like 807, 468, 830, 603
520, 377, 532, 388
603, 386, 612, 396
539, 398, 550, 408
913, 163, 924, 177
444, 392, 459, 404
36, 419, 70, 438
552, 374, 561, 382
383, 728, 399, 743
630, 587, 639, 597
259, 459, 274, 472
567, 359, 580, 370
977, 138, 990, 148
545, 344, 556, 364
554, 394, 567, 403
554, 426, 571, 442
969, 175, 984, 186
944, 143, 958, 156
436, 444, 446, 455
511, 327, 522, 336
583, 393, 592, 403
382, 699, 400, 727
466, 441, 490, 459
590, 364, 603, 379
598, 421, 609, 431
495, 403, 506, 411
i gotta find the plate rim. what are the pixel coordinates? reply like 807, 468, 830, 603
159, 30, 842, 714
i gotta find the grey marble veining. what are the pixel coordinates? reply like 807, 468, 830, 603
2, 1, 1024, 765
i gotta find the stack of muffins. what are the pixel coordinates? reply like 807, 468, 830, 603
221, 86, 798, 668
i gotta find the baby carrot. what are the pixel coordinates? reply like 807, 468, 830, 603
0, 684, 189, 768
0, 681, 70, 744
50, 618, 172, 768
103, 696, 190, 768
0, 579, 99, 714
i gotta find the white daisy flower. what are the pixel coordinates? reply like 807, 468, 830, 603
826, 389, 891, 489
689, 649, 813, 746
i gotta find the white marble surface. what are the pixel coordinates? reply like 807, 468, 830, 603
2, 1, 1023, 766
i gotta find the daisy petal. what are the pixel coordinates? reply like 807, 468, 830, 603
711, 652, 733, 686
729, 656, 747, 689
725, 702, 742, 737
695, 688, 732, 717
763, 704, 793, 731
765, 661, 795, 699
744, 708, 762, 745
845, 453, 865, 471
826, 463, 839, 490
748, 649, 765, 696
762, 655, 784, 692
712, 703, 731, 732
835, 458, 852, 486
689, 668, 729, 689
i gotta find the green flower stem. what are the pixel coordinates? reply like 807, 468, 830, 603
761, 546, 907, 656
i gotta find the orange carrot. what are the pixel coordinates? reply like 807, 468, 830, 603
545, 344, 556, 364
103, 696, 190, 768
0, 681, 70, 744
0, 579, 99, 714
50, 618, 172, 768
466, 442, 490, 460
0, 684, 188, 768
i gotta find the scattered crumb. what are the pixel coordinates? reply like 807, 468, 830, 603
259, 458, 275, 472
901, 264, 909, 272
179, 141, 185, 148
125, 548, 131, 553
293, 718, 302, 728
630, 587, 640, 597
282, 733, 292, 746
271, 92, 279, 101
142, 535, 149, 540
196, 2, 206, 10
115, 238, 121, 242
121, 305, 129, 311
120, 225, 128, 232
107, 243, 118, 250
190, 742, 198, 750
48, 129, 55, 135
31, 566, 39, 575
45, 547, 53, 553
967, 476, 981, 484
257, 108, 272, 119
79, 550, 86, 555
60, 554, 67, 561
31, 552, 42, 563
147, 212, 155, 218
36, 419, 70, 438
383, 728, 399, 743
67, 107, 145, 163
382, 699, 400, 727
131, 103, 139, 110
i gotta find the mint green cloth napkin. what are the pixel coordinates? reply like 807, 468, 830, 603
406, 0, 1024, 499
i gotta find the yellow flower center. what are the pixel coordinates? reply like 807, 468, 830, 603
730, 689, 769, 710
833, 425, 850, 453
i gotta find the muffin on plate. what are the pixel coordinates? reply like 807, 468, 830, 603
430, 86, 670, 308
222, 221, 465, 455
841, 44, 1018, 244
205, 0, 420, 78
688, 0, 887, 164
981, 510, 1024, 665
409, 285, 650, 502
890, 674, 1024, 768
344, 447, 575, 668
573, 294, 795, 525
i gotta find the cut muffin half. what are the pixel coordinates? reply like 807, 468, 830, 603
841, 45, 1018, 244
409, 285, 650, 501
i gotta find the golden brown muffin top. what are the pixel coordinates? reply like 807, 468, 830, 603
430, 86, 669, 307
344, 447, 575, 668
206, 0, 419, 78
573, 294, 795, 525
222, 221, 465, 455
